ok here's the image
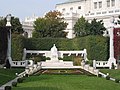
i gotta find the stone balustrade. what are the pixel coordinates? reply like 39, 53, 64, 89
93, 60, 109, 69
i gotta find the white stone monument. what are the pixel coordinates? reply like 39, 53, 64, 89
41, 44, 73, 67
50, 44, 59, 62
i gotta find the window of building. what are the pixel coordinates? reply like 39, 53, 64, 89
90, 13, 94, 15
115, 10, 119, 12
99, 1, 102, 8
78, 6, 81, 9
107, 0, 110, 7
94, 2, 97, 9
102, 11, 107, 14
96, 12, 101, 15
70, 7, 73, 10
109, 10, 114, 13
111, 0, 115, 7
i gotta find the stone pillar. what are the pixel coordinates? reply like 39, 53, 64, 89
93, 60, 96, 69
108, 17, 116, 69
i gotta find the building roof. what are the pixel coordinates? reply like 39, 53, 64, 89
56, 0, 83, 5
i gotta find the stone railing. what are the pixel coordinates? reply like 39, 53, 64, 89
81, 62, 99, 76
11, 61, 26, 67
93, 60, 109, 69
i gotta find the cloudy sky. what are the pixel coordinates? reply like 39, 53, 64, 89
0, 0, 67, 21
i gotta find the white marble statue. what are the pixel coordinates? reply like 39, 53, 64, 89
50, 44, 58, 61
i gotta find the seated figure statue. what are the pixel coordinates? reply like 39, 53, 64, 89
50, 44, 58, 61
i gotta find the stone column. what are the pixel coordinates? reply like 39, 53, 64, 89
108, 17, 116, 69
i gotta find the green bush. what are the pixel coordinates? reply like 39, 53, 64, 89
115, 79, 120, 83
12, 82, 17, 87
5, 86, 11, 90
106, 76, 110, 80
17, 78, 24, 83
12, 34, 25, 61
98, 74, 102, 77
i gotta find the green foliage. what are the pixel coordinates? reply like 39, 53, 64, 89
0, 16, 23, 34
11, 34, 108, 61
74, 16, 90, 37
74, 17, 106, 37
17, 78, 24, 83
11, 17, 23, 34
26, 55, 46, 64
0, 27, 9, 64
89, 19, 106, 35
98, 74, 102, 77
0, 18, 6, 26
12, 82, 17, 87
115, 79, 120, 83
5, 86, 11, 90
24, 36, 108, 61
33, 10, 67, 38
12, 35, 25, 61
106, 75, 110, 80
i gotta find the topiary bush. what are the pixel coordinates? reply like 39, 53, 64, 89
115, 79, 120, 83
106, 76, 110, 80
17, 78, 24, 83
5, 86, 11, 90
12, 82, 17, 87
98, 74, 102, 77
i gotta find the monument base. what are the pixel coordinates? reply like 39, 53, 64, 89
41, 60, 73, 67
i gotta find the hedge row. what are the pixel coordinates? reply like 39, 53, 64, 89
11, 35, 109, 61
11, 34, 25, 60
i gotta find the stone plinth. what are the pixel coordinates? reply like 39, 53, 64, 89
41, 61, 73, 67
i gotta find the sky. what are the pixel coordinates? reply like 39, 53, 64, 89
0, 0, 67, 21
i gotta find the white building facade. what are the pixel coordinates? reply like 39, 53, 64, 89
22, 14, 38, 38
56, 0, 120, 38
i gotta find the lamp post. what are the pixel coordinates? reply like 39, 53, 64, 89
6, 14, 12, 65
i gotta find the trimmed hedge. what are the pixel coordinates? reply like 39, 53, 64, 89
11, 34, 25, 61
11, 35, 109, 61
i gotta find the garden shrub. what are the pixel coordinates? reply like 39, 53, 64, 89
106, 76, 110, 80
12, 34, 25, 61
115, 79, 120, 83
98, 74, 102, 77
12, 82, 17, 87
17, 78, 24, 83
5, 86, 11, 90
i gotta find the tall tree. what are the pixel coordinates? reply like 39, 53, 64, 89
74, 16, 90, 37
33, 10, 68, 38
0, 16, 23, 34
74, 17, 106, 37
89, 19, 106, 35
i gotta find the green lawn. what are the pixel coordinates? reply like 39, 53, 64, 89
13, 75, 120, 90
0, 68, 24, 86
100, 69, 120, 79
